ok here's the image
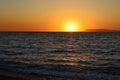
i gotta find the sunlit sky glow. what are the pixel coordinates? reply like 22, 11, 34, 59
0, 0, 120, 32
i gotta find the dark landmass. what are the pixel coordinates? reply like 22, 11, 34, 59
84, 29, 120, 32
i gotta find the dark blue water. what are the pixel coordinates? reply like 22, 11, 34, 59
0, 32, 120, 80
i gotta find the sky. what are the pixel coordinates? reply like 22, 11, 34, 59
0, 0, 120, 32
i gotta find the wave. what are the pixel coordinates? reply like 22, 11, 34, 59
0, 50, 28, 56
39, 48, 82, 54
0, 61, 119, 80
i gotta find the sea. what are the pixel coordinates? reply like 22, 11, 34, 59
0, 32, 120, 80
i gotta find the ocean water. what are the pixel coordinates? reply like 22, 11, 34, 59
0, 32, 120, 80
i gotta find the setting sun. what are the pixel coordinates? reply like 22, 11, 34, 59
67, 26, 76, 32
64, 21, 80, 32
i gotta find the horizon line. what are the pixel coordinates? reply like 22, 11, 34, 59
0, 29, 120, 33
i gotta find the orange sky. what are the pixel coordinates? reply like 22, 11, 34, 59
0, 0, 120, 32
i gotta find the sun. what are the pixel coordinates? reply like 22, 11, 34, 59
66, 24, 77, 32
64, 21, 79, 32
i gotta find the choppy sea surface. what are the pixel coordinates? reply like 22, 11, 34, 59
0, 32, 120, 80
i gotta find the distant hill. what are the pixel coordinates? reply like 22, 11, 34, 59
84, 29, 120, 32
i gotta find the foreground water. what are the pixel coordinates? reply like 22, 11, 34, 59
0, 32, 120, 80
